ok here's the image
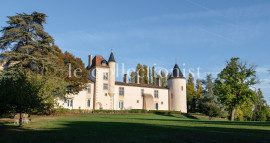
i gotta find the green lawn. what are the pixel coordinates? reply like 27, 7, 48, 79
1, 114, 270, 143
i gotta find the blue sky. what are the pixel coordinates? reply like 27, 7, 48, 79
0, 0, 269, 102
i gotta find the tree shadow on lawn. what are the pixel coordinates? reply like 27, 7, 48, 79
96, 114, 270, 127
153, 113, 198, 120
129, 114, 270, 127
1, 120, 270, 143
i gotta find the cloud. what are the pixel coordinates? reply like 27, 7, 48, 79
257, 67, 270, 74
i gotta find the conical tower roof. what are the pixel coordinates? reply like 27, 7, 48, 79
171, 64, 184, 78
108, 51, 115, 62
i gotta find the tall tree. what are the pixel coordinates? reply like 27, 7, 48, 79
199, 74, 219, 118
215, 58, 257, 121
0, 12, 60, 74
187, 73, 196, 112
253, 88, 268, 121
143, 65, 148, 84
130, 71, 136, 83
136, 63, 144, 84
55, 48, 88, 94
152, 66, 156, 85
148, 67, 152, 84
195, 79, 204, 99
0, 69, 39, 126
201, 74, 215, 99
0, 12, 77, 120
194, 79, 204, 111
160, 70, 167, 87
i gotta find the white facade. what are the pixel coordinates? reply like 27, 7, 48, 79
168, 78, 187, 113
58, 52, 187, 113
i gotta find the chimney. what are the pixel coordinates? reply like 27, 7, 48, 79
123, 74, 128, 83
135, 72, 140, 84
88, 55, 92, 67
156, 77, 161, 87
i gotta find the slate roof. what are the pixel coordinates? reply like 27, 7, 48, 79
170, 64, 184, 79
108, 52, 116, 62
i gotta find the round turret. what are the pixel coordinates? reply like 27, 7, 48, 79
108, 51, 116, 109
168, 64, 187, 113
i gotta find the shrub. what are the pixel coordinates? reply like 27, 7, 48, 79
201, 102, 221, 119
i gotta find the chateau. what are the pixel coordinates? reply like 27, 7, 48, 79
58, 52, 187, 113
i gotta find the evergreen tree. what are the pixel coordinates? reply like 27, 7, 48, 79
0, 12, 89, 119
201, 74, 214, 97
198, 74, 227, 119
0, 12, 59, 74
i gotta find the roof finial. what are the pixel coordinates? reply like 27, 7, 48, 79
111, 49, 113, 53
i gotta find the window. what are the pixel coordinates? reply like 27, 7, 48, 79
88, 85, 91, 93
67, 99, 73, 107
137, 100, 139, 103
105, 93, 107, 96
119, 87, 124, 96
141, 89, 144, 96
87, 99, 90, 107
154, 90, 159, 98
155, 103, 158, 110
181, 86, 183, 91
103, 83, 108, 90
103, 72, 108, 80
102, 61, 106, 66
161, 101, 163, 105
119, 101, 124, 109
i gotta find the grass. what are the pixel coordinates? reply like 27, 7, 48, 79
1, 113, 270, 143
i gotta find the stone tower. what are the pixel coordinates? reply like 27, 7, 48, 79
168, 64, 187, 113
108, 51, 116, 109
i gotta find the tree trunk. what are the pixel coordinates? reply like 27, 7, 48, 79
19, 112, 23, 126
231, 108, 236, 121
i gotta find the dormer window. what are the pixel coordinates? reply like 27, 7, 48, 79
101, 60, 107, 66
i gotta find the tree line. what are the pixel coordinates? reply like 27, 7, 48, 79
129, 64, 170, 87
187, 58, 270, 121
